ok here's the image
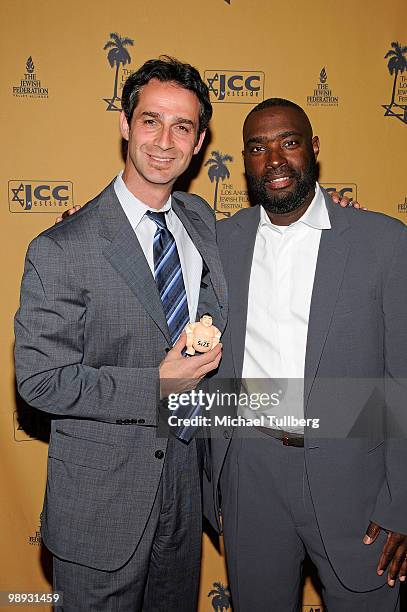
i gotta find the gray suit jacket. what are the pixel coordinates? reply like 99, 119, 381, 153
204, 189, 407, 592
14, 180, 227, 571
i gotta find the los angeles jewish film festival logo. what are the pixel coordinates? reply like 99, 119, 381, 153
205, 70, 264, 103
103, 32, 134, 111
12, 56, 48, 99
28, 526, 42, 546
397, 195, 407, 213
208, 581, 231, 610
307, 67, 338, 107
8, 180, 74, 212
13, 407, 51, 442
205, 150, 249, 217
382, 41, 407, 125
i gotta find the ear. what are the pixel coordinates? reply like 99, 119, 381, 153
312, 136, 320, 160
193, 129, 207, 155
120, 111, 130, 141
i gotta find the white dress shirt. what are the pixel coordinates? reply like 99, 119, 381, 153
114, 172, 202, 324
240, 183, 331, 432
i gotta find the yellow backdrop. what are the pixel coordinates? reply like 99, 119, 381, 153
1, 0, 406, 610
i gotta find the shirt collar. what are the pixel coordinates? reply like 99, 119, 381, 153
259, 182, 331, 232
114, 171, 172, 229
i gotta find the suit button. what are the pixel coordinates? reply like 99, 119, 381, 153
223, 430, 230, 439
155, 450, 164, 459
138, 419, 145, 424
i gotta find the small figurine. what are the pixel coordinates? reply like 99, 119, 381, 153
185, 313, 221, 355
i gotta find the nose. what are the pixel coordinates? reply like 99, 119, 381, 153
155, 125, 174, 150
266, 146, 286, 169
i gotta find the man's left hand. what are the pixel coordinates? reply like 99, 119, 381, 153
330, 191, 367, 209
364, 521, 407, 586
330, 191, 368, 210
55, 205, 81, 223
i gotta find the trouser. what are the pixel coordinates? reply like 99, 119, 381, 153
220, 428, 400, 612
53, 436, 202, 612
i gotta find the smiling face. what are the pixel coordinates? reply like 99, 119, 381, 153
120, 79, 206, 206
243, 105, 320, 218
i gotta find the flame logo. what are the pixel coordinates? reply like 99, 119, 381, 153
319, 67, 327, 83
26, 56, 34, 73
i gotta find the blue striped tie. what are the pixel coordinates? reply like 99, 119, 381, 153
147, 211, 190, 346
147, 210, 201, 443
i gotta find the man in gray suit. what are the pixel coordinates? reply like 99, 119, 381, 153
205, 98, 407, 610
14, 57, 227, 611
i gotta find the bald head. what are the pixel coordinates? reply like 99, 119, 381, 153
243, 98, 313, 142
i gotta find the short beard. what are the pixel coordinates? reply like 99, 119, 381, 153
246, 159, 318, 214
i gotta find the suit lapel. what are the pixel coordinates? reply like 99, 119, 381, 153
172, 196, 228, 321
99, 183, 171, 345
226, 206, 260, 378
304, 193, 351, 408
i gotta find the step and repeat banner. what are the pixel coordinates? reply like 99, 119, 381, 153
1, 0, 406, 610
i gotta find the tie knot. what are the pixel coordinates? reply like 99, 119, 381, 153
146, 210, 167, 230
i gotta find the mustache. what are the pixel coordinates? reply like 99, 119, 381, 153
262, 168, 300, 182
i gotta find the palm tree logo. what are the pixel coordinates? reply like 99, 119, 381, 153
208, 581, 231, 611
383, 41, 407, 124
205, 150, 233, 217
103, 32, 134, 111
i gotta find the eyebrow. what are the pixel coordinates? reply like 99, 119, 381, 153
140, 111, 195, 127
245, 130, 302, 146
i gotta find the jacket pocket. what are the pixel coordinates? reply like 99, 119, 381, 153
48, 429, 114, 470
367, 440, 385, 454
